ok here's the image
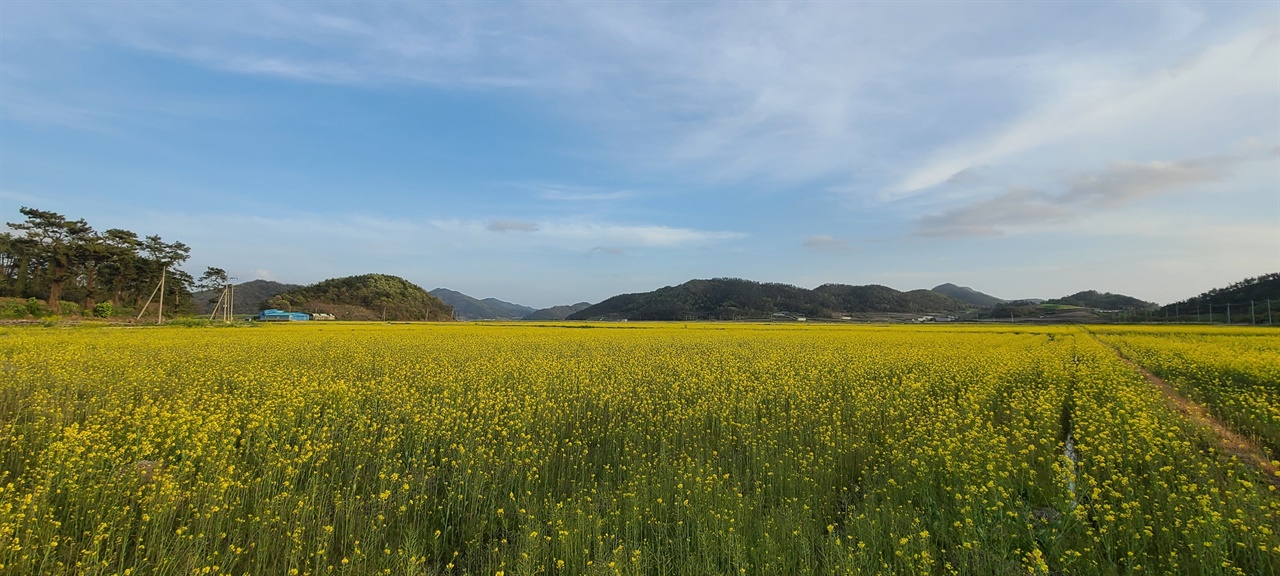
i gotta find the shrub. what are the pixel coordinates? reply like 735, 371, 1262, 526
26, 298, 47, 317
58, 301, 82, 316
0, 298, 29, 319
93, 302, 113, 318
40, 315, 61, 327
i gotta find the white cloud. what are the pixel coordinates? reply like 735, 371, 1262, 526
916, 155, 1244, 237
893, 24, 1278, 197
802, 235, 855, 252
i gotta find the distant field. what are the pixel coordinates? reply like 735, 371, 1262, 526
1, 323, 1277, 575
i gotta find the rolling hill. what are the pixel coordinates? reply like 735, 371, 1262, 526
931, 283, 1006, 307
1047, 290, 1156, 310
522, 302, 592, 321
265, 274, 453, 321
192, 279, 300, 315
430, 288, 535, 320
566, 278, 967, 321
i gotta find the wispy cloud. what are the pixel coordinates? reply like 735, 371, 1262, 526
487, 219, 540, 232
525, 183, 632, 201
16, 2, 1269, 193
892, 24, 1278, 197
915, 155, 1242, 237
249, 268, 277, 282
802, 235, 855, 252
438, 218, 743, 248
543, 190, 631, 201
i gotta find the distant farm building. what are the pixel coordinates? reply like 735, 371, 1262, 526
258, 309, 311, 322
312, 313, 336, 320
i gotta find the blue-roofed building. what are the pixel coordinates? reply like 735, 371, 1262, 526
258, 309, 311, 322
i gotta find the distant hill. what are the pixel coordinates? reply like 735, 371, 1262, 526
265, 274, 453, 321
566, 278, 967, 321
192, 279, 300, 315
1162, 273, 1280, 314
1047, 290, 1156, 310
523, 302, 592, 321
931, 283, 1006, 307
430, 288, 534, 320
814, 284, 962, 313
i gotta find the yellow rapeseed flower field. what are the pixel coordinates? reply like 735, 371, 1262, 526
0, 323, 1276, 575
1094, 325, 1280, 458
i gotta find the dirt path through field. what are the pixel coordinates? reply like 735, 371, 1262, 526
1084, 330, 1280, 487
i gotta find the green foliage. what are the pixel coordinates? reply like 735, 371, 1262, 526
40, 315, 61, 327
57, 301, 81, 316
27, 297, 45, 316
93, 302, 113, 318
2, 207, 203, 314
0, 298, 31, 319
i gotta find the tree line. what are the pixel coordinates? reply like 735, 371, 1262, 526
1, 206, 228, 318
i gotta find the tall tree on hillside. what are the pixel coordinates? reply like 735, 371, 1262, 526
77, 232, 116, 311
101, 229, 143, 307
0, 232, 25, 297
196, 267, 229, 292
140, 235, 192, 313
197, 267, 230, 311
7, 207, 93, 308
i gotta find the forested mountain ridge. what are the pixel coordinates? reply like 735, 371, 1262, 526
1162, 273, 1280, 313
267, 274, 453, 321
566, 278, 968, 320
429, 288, 534, 320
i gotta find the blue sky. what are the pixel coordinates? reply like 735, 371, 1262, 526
1, 1, 1277, 308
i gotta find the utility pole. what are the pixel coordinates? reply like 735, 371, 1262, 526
1269, 299, 1273, 325
135, 276, 162, 322
208, 287, 226, 322
156, 265, 166, 325
1252, 300, 1256, 325
1227, 303, 1231, 325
